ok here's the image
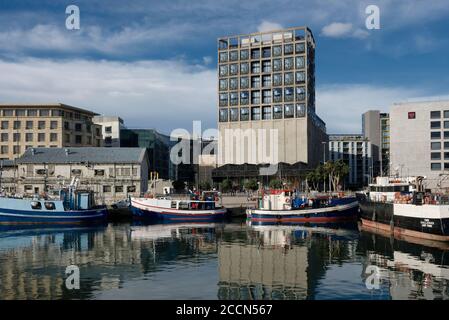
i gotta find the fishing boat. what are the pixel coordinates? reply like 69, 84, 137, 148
130, 192, 227, 221
246, 189, 359, 223
357, 176, 449, 242
0, 178, 108, 224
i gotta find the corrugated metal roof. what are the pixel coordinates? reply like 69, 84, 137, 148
16, 147, 147, 164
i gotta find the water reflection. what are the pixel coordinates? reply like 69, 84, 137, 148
0, 221, 448, 299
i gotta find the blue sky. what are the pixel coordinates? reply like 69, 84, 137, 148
0, 0, 448, 134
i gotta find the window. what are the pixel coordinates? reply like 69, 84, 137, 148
431, 163, 441, 170
273, 74, 282, 86
284, 57, 294, 70
431, 111, 441, 119
262, 60, 271, 73
229, 64, 238, 75
262, 47, 271, 58
240, 108, 249, 121
251, 76, 260, 88
219, 52, 228, 63
105, 126, 112, 133
240, 77, 249, 89
1, 121, 8, 129
431, 142, 441, 150
26, 121, 33, 129
127, 186, 136, 193
16, 109, 25, 116
444, 110, 449, 118
262, 106, 272, 120
251, 48, 260, 59
230, 92, 238, 106
26, 133, 33, 142
103, 185, 111, 193
75, 123, 82, 132
240, 91, 249, 105
296, 56, 305, 69
295, 42, 305, 53
75, 135, 82, 144
431, 121, 441, 129
251, 91, 260, 104
219, 93, 228, 106
31, 201, 42, 210
273, 59, 282, 71
262, 90, 271, 104
40, 109, 50, 116
296, 71, 305, 84
445, 152, 449, 160
296, 103, 306, 117
38, 121, 45, 129
1, 133, 7, 142
13, 145, 20, 154
50, 133, 57, 142
219, 65, 228, 77
444, 121, 449, 129
38, 133, 45, 142
296, 86, 306, 101
240, 49, 249, 60
272, 45, 282, 56
229, 78, 238, 90
13, 121, 21, 129
64, 122, 70, 130
251, 61, 260, 73
95, 169, 105, 176
13, 133, 20, 142
445, 163, 449, 170
445, 142, 449, 149
44, 202, 56, 210
284, 43, 294, 54
230, 108, 239, 121
28, 109, 38, 116
284, 87, 294, 102
0, 146, 8, 154
71, 169, 82, 175
65, 134, 70, 143
3, 109, 13, 116
445, 131, 449, 139
251, 107, 260, 120
273, 105, 283, 119
284, 72, 294, 85
240, 63, 249, 74
284, 104, 294, 118
219, 109, 228, 122
115, 186, 124, 193
219, 79, 228, 91
431, 152, 441, 160
229, 50, 238, 61
273, 88, 282, 103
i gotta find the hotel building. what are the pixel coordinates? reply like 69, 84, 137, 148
0, 103, 103, 160
216, 26, 327, 170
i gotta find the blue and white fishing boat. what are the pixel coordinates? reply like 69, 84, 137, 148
0, 178, 108, 224
247, 189, 359, 223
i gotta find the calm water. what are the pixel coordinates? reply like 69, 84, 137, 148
1, 219, 449, 300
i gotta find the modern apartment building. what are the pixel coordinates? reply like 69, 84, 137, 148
0, 103, 103, 160
390, 100, 449, 191
329, 134, 373, 188
93, 116, 125, 147
216, 26, 327, 169
362, 110, 390, 176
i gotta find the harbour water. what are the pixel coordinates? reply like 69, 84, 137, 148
0, 219, 449, 300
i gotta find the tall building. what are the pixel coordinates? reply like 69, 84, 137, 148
93, 116, 125, 147
0, 103, 103, 160
390, 100, 449, 191
329, 134, 373, 188
216, 26, 327, 170
362, 110, 390, 176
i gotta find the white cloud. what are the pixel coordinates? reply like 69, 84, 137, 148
0, 58, 217, 133
321, 22, 369, 39
257, 21, 283, 33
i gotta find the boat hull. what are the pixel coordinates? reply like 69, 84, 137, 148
357, 193, 449, 242
0, 206, 108, 224
246, 198, 359, 223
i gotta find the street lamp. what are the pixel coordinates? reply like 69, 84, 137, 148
322, 141, 327, 192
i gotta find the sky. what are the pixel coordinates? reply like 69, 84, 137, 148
0, 0, 448, 134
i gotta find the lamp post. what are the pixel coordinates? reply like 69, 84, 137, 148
322, 141, 327, 192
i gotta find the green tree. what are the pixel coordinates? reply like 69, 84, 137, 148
333, 159, 349, 191
269, 179, 284, 189
199, 181, 211, 190
220, 178, 233, 192
244, 179, 259, 191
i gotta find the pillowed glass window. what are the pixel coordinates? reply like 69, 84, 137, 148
273, 88, 282, 103
284, 44, 294, 55
431, 131, 441, 139
251, 61, 260, 73
230, 64, 238, 75
240, 108, 249, 121
28, 109, 38, 116
262, 60, 271, 73
296, 56, 305, 69
431, 152, 441, 160
251, 48, 260, 59
230, 108, 239, 122
229, 51, 238, 61
219, 79, 228, 91
219, 39, 228, 50
296, 103, 306, 117
272, 46, 282, 57
219, 109, 228, 122
251, 76, 260, 88
284, 57, 294, 70
284, 104, 294, 118
251, 91, 260, 104
445, 131, 449, 139
262, 106, 272, 120
230, 92, 238, 106
262, 47, 271, 58
3, 109, 13, 116
296, 71, 305, 84
219, 93, 228, 106
240, 77, 249, 89
295, 42, 305, 53
431, 121, 441, 129
445, 152, 449, 160
219, 52, 228, 62
240, 62, 249, 74
240, 49, 249, 60
219, 65, 228, 77
262, 90, 271, 104
229, 78, 238, 90
273, 59, 282, 71
444, 110, 449, 118
240, 91, 249, 105
431, 142, 441, 150
445, 142, 449, 149
284, 72, 294, 85
251, 107, 261, 120
431, 111, 441, 119
431, 163, 441, 170
445, 163, 449, 170
262, 75, 271, 87
444, 121, 449, 129
284, 87, 294, 102
273, 105, 283, 119
296, 86, 306, 101
273, 74, 282, 86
